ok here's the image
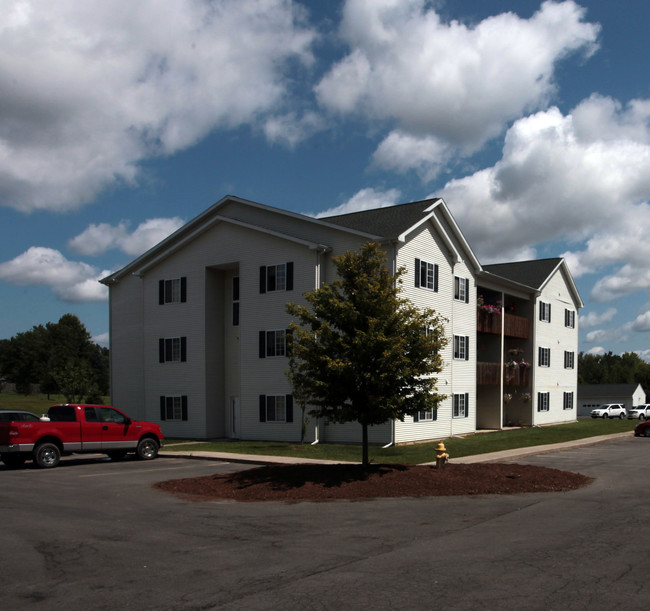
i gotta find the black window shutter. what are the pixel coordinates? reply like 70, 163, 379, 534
259, 331, 266, 358
259, 395, 266, 422
180, 277, 187, 302
465, 393, 469, 418
465, 278, 469, 303
286, 262, 294, 291
286, 328, 293, 357
180, 337, 187, 362
434, 264, 439, 292
181, 396, 188, 421
433, 408, 438, 421
415, 259, 421, 287
159, 280, 165, 305
465, 336, 470, 361
286, 395, 293, 423
159, 338, 165, 363
539, 304, 543, 321
160, 396, 166, 421
538, 347, 542, 364
259, 266, 266, 294
548, 303, 551, 322
413, 411, 419, 422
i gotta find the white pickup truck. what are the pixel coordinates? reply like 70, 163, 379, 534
590, 403, 627, 419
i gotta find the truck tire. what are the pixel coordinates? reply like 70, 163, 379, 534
33, 442, 61, 468
136, 437, 159, 460
1, 454, 26, 469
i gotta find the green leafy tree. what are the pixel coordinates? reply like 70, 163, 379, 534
287, 242, 448, 466
0, 314, 109, 399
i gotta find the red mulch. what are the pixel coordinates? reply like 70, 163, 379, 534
153, 462, 593, 502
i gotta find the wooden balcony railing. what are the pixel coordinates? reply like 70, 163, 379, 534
477, 362, 530, 386
477, 308, 530, 339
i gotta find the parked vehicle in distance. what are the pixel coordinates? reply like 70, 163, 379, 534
0, 410, 46, 422
590, 404, 627, 419
0, 404, 163, 469
628, 404, 650, 420
634, 420, 650, 437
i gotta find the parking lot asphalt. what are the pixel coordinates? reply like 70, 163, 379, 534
2, 434, 649, 610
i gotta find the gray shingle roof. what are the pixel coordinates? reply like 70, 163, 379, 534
578, 384, 643, 399
483, 258, 563, 290
320, 198, 439, 239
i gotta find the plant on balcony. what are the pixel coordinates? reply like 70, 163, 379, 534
505, 360, 518, 369
522, 393, 531, 402
508, 347, 523, 358
504, 393, 512, 404
518, 359, 530, 368
478, 295, 502, 314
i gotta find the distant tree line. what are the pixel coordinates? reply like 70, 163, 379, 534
579, 351, 650, 390
0, 314, 109, 402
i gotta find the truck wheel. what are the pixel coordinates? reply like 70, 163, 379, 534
33, 442, 61, 468
602, 414, 609, 419
1, 454, 26, 469
619, 413, 626, 419
136, 437, 159, 460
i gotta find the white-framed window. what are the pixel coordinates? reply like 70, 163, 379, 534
232, 276, 240, 326
414, 409, 436, 422
259, 329, 291, 358
414, 258, 438, 291
260, 262, 293, 293
159, 395, 188, 421
564, 351, 575, 369
538, 347, 550, 367
453, 393, 469, 418
259, 394, 293, 423
539, 301, 551, 323
159, 277, 186, 304
563, 392, 574, 411
159, 337, 187, 362
454, 276, 469, 303
565, 309, 575, 328
453, 335, 470, 360
538, 392, 550, 412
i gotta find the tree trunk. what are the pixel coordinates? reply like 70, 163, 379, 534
361, 422, 369, 466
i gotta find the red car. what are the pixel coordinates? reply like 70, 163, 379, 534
634, 420, 650, 437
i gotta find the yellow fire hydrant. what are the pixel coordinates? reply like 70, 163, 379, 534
435, 442, 449, 469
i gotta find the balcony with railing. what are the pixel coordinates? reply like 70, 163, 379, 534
477, 362, 530, 386
477, 308, 530, 339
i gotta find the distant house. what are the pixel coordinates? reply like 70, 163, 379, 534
577, 383, 646, 416
101, 195, 583, 442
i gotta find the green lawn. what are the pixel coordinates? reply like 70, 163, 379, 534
164, 417, 638, 464
3, 392, 637, 463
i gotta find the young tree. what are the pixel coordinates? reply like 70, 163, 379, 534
287, 242, 448, 466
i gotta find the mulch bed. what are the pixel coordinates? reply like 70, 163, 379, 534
153, 462, 593, 502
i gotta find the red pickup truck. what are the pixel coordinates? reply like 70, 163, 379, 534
0, 404, 164, 469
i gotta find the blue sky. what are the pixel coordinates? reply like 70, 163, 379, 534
1, 0, 649, 358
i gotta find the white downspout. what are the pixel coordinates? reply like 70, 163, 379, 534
499, 292, 505, 429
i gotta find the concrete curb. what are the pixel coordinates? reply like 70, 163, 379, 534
160, 431, 635, 466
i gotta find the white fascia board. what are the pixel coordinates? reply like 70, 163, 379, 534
397, 198, 482, 271
131, 216, 329, 277
477, 271, 540, 300
538, 260, 584, 309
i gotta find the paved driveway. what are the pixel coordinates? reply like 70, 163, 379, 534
1, 436, 648, 610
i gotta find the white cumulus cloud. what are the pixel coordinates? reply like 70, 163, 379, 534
316, 0, 599, 171
439, 95, 650, 274
0, 247, 108, 302
315, 187, 401, 218
68, 217, 185, 256
0, 0, 316, 212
